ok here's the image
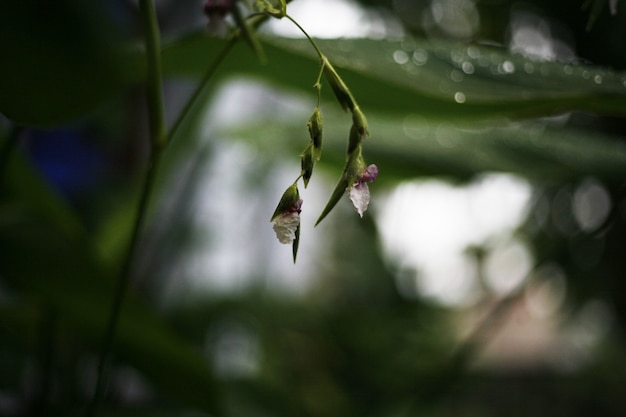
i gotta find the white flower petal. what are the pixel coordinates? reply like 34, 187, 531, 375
272, 212, 300, 244
349, 183, 370, 217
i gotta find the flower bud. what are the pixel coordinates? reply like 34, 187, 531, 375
271, 184, 301, 222
307, 108, 323, 160
352, 107, 369, 138
301, 145, 315, 188
255, 0, 286, 18
322, 58, 356, 112
347, 124, 361, 155
345, 149, 366, 184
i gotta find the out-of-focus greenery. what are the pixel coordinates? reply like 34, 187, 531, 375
1, 1, 626, 416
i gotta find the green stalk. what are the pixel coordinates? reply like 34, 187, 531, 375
285, 14, 324, 61
143, 0, 167, 150
167, 37, 238, 145
86, 1, 166, 415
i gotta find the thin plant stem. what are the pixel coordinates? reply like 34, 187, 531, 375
167, 36, 238, 144
314, 64, 324, 107
285, 14, 324, 61
86, 0, 166, 415
168, 12, 273, 144
142, 0, 167, 149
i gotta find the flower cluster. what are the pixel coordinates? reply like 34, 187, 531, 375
262, 1, 378, 261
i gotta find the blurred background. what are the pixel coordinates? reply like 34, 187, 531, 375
1, 0, 626, 416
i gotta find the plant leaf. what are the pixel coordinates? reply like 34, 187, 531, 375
162, 33, 626, 120
0, 210, 222, 414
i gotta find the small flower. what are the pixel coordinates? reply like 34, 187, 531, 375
349, 164, 378, 217
271, 185, 302, 244
272, 200, 302, 243
203, 0, 235, 36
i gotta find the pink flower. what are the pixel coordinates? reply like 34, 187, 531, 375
349, 164, 378, 217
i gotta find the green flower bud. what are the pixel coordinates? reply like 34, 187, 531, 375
347, 124, 361, 155
255, 0, 286, 18
322, 57, 356, 112
270, 183, 301, 221
301, 144, 315, 188
345, 148, 366, 185
307, 108, 323, 160
352, 106, 369, 138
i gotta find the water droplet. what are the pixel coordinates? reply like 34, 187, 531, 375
450, 70, 464, 82
499, 60, 515, 74
524, 62, 535, 74
454, 92, 466, 103
403, 114, 430, 141
412, 49, 428, 65
594, 74, 603, 84
563, 65, 573, 75
393, 50, 409, 64
450, 50, 464, 64
467, 46, 480, 59
582, 70, 591, 79
462, 61, 475, 74
400, 38, 416, 51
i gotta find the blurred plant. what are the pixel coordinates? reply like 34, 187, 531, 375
2, 1, 626, 417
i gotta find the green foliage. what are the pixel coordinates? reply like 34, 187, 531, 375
1, 1, 626, 416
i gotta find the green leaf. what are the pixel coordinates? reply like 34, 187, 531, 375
225, 111, 626, 184
315, 174, 350, 226
292, 223, 300, 263
0, 210, 222, 414
162, 33, 626, 120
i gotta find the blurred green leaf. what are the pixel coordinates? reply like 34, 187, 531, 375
0, 210, 221, 414
225, 111, 626, 183
0, 1, 128, 126
163, 33, 626, 120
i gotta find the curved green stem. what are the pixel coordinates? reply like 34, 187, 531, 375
86, 1, 166, 416
285, 14, 324, 61
314, 64, 325, 107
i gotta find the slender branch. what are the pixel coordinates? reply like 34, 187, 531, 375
285, 14, 324, 61
142, 0, 167, 149
86, 1, 166, 415
168, 12, 273, 144
167, 36, 238, 144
